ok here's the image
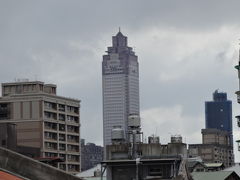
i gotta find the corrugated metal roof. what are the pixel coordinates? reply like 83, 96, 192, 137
76, 164, 106, 178
187, 161, 205, 168
204, 163, 223, 167
82, 177, 106, 180
192, 171, 236, 180
224, 163, 240, 176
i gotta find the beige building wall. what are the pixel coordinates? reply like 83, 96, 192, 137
17, 121, 42, 148
0, 81, 81, 174
189, 129, 234, 167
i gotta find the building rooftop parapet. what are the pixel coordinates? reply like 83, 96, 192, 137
201, 128, 229, 135
0, 92, 80, 103
189, 143, 233, 147
102, 156, 182, 164
1, 81, 58, 97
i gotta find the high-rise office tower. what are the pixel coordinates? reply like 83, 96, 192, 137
205, 90, 233, 144
102, 31, 140, 146
205, 90, 232, 133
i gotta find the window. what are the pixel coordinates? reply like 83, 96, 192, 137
1, 140, 6, 146
59, 114, 65, 121
44, 102, 57, 110
149, 167, 163, 176
59, 124, 65, 131
59, 134, 66, 141
59, 144, 66, 151
44, 132, 57, 140
58, 104, 65, 112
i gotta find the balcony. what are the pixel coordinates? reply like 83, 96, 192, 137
67, 145, 79, 153
45, 142, 57, 151
44, 102, 57, 111
237, 140, 240, 151
44, 111, 57, 121
59, 154, 66, 161
68, 164, 80, 172
67, 135, 79, 144
67, 125, 79, 134
59, 144, 66, 151
66, 115, 79, 124
58, 104, 65, 112
59, 114, 66, 121
67, 106, 79, 115
59, 134, 66, 142
59, 124, 66, 132
235, 91, 240, 103
67, 155, 79, 163
44, 122, 57, 131
44, 132, 57, 141
236, 116, 240, 128
59, 164, 66, 171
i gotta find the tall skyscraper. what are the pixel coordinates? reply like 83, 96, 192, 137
102, 31, 140, 146
205, 90, 232, 133
205, 90, 233, 145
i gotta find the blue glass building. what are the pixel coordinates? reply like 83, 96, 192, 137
205, 90, 233, 144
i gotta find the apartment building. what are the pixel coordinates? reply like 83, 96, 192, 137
81, 139, 103, 171
189, 129, 234, 167
0, 81, 81, 174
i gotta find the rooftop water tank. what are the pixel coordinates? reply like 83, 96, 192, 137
148, 136, 160, 144
111, 126, 124, 141
128, 115, 140, 128
171, 135, 182, 143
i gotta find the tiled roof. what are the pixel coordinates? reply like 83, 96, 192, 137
0, 170, 24, 180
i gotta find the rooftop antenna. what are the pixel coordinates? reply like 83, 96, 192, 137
119, 27, 121, 32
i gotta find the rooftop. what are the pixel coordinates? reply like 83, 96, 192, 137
192, 171, 239, 180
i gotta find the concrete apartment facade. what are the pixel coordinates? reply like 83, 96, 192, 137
189, 129, 234, 167
0, 81, 81, 174
0, 123, 17, 151
81, 139, 103, 171
102, 137, 190, 180
102, 31, 140, 146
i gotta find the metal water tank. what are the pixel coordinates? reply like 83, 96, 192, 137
171, 135, 182, 143
128, 115, 140, 128
148, 136, 160, 144
111, 126, 124, 140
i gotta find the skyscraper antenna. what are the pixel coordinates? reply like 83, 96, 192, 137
119, 27, 121, 32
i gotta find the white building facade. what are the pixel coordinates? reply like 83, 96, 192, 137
102, 31, 140, 146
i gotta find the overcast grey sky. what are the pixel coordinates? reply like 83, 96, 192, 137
1, 0, 240, 160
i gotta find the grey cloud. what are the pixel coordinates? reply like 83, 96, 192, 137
1, 0, 240, 150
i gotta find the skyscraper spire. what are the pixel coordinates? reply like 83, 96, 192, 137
112, 30, 127, 47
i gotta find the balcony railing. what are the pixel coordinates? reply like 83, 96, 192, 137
235, 91, 240, 103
